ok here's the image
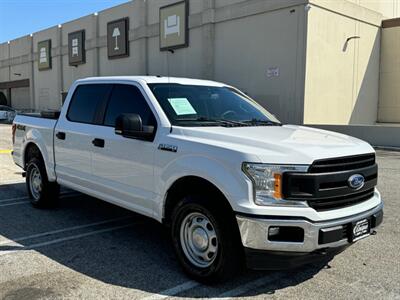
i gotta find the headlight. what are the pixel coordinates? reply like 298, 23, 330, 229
242, 163, 309, 207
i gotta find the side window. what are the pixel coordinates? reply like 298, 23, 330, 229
67, 84, 112, 124
104, 84, 156, 127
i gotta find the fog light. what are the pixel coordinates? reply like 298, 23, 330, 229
268, 226, 280, 237
268, 226, 304, 242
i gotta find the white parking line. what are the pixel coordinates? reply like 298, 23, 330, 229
0, 200, 28, 207
0, 192, 79, 207
27, 224, 133, 249
0, 196, 29, 203
141, 280, 200, 300
210, 275, 276, 299
0, 216, 132, 246
0, 191, 78, 204
0, 223, 133, 256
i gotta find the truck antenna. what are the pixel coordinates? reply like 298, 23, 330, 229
167, 49, 175, 133
167, 49, 174, 79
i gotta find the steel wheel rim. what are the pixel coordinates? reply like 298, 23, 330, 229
180, 212, 218, 268
29, 165, 42, 200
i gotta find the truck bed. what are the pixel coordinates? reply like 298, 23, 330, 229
12, 114, 57, 175
19, 110, 60, 119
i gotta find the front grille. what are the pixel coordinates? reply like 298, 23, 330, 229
283, 153, 377, 211
307, 188, 375, 211
309, 153, 375, 173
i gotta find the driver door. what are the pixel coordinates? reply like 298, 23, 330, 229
90, 83, 158, 216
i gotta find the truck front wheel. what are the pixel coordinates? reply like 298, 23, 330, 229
26, 157, 59, 208
171, 195, 243, 283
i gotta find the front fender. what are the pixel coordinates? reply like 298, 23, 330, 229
154, 154, 252, 221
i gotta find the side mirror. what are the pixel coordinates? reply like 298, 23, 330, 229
115, 113, 155, 141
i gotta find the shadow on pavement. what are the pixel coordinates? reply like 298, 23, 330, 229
0, 182, 331, 298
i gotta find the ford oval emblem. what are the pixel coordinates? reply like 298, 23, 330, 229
348, 174, 365, 190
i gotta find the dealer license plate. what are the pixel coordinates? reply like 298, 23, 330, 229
351, 218, 371, 242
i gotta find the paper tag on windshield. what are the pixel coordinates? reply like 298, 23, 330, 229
168, 98, 197, 115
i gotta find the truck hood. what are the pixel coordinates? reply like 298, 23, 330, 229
176, 125, 374, 165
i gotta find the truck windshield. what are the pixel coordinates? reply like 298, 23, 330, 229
147, 83, 281, 127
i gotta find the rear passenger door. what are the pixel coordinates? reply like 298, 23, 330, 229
54, 84, 112, 189
90, 83, 158, 216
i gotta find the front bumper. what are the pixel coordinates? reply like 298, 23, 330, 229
236, 202, 383, 255
244, 246, 348, 270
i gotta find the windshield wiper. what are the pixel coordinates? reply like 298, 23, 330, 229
216, 119, 249, 127
176, 117, 248, 127
243, 118, 282, 126
176, 117, 227, 127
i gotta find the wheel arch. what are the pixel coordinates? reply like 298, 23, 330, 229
162, 175, 235, 226
23, 142, 43, 168
22, 141, 55, 181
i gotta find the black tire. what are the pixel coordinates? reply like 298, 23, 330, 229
26, 157, 60, 208
171, 194, 244, 283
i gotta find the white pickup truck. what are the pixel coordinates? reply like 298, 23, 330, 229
12, 76, 383, 282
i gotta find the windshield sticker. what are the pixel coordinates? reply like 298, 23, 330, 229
168, 98, 197, 115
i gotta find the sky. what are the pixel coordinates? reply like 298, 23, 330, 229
0, 0, 130, 43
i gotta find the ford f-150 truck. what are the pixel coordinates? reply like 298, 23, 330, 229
12, 76, 383, 282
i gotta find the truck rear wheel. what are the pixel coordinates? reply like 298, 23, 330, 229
171, 195, 243, 283
26, 157, 59, 208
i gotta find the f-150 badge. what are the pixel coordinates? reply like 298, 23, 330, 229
158, 144, 178, 153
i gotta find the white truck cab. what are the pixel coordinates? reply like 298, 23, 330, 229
12, 76, 383, 282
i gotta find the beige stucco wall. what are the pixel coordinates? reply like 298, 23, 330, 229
0, 43, 9, 84
304, 4, 381, 125
348, 0, 400, 18
1, 35, 33, 109
214, 5, 307, 123
0, 0, 393, 125
0, 0, 309, 122
33, 26, 61, 111
61, 15, 97, 93
98, 1, 145, 77
378, 25, 400, 122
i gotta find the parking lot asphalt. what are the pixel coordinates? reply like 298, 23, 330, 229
0, 123, 399, 299
0, 124, 21, 183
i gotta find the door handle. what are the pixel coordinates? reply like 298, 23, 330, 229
92, 138, 105, 148
56, 132, 66, 140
